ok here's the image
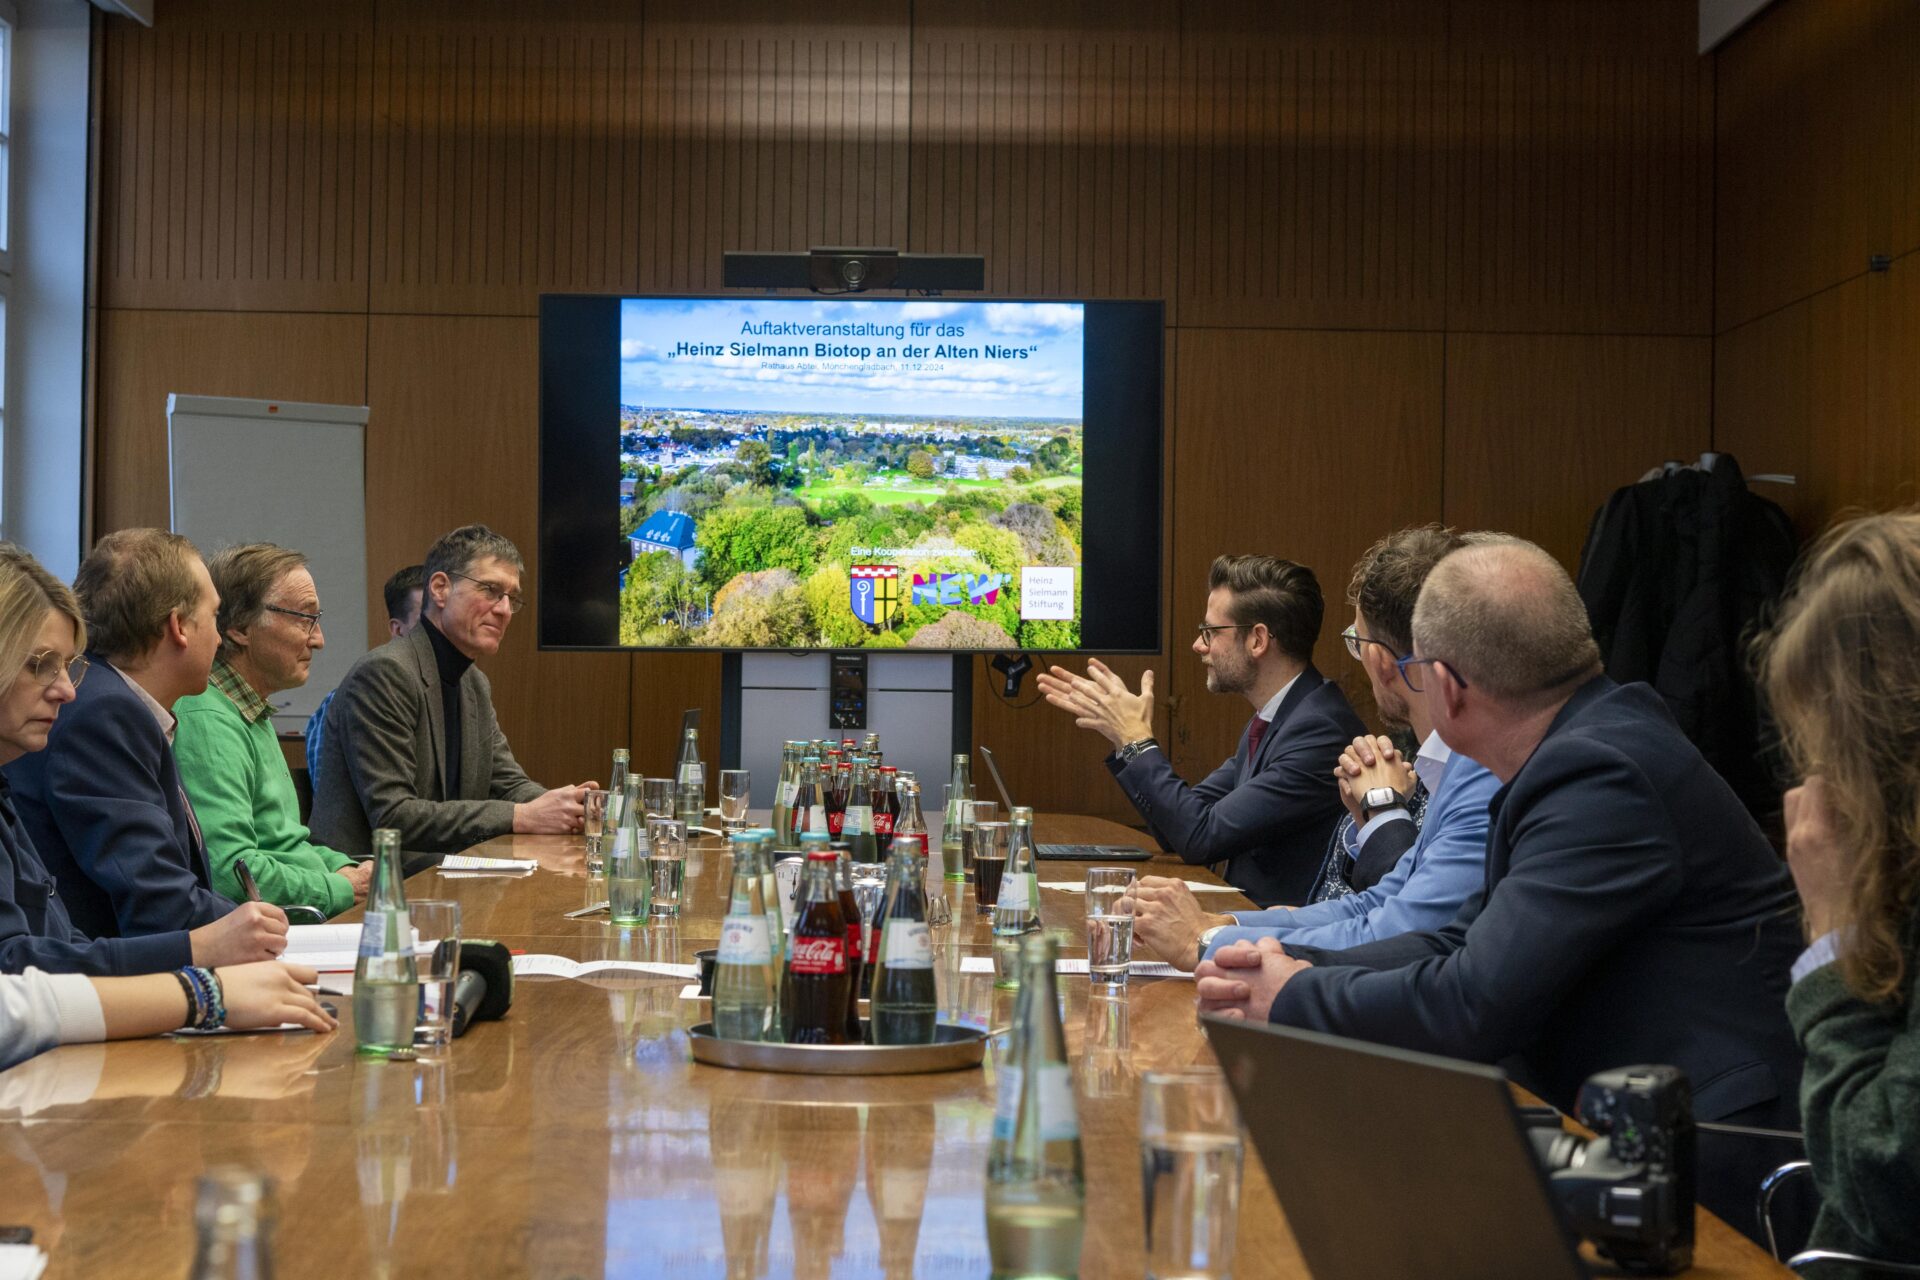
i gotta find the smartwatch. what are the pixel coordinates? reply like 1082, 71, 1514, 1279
1359, 785, 1405, 820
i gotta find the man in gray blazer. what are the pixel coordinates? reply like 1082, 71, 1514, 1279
309, 525, 593, 858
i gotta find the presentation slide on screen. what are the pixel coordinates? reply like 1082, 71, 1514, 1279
615, 297, 1086, 650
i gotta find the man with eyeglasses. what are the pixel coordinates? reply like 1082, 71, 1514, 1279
173, 544, 369, 918
1038, 554, 1364, 906
1129, 526, 1501, 969
1195, 537, 1804, 1229
310, 524, 595, 859
3, 530, 288, 958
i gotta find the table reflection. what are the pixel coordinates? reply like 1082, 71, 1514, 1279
354, 1057, 457, 1278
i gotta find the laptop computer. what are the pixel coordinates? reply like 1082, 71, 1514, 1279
1203, 1016, 1589, 1280
976, 744, 1152, 860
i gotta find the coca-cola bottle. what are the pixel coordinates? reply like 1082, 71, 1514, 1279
779, 849, 852, 1044
825, 763, 849, 838
873, 766, 900, 854
810, 835, 864, 1042
843, 757, 879, 862
791, 758, 829, 843
869, 838, 937, 1045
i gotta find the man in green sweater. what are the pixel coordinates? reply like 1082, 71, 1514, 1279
175, 544, 370, 918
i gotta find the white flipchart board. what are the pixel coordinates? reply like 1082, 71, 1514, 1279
166, 394, 370, 737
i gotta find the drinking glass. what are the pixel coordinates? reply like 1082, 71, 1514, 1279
1085, 867, 1138, 986
647, 818, 687, 917
962, 799, 999, 881
972, 820, 1010, 915
582, 787, 609, 874
1140, 1068, 1244, 1280
719, 769, 752, 831
643, 777, 675, 819
409, 900, 462, 1056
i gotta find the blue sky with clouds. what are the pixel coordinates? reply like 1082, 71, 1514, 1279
618, 298, 1083, 421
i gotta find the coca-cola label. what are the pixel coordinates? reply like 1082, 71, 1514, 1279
997, 872, 1034, 912
827, 809, 846, 836
880, 920, 933, 969
844, 804, 872, 835
874, 811, 895, 836
718, 914, 772, 965
787, 934, 847, 975
991, 1063, 1079, 1142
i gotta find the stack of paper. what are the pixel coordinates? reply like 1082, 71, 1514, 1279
439, 854, 539, 874
957, 956, 1187, 979
0, 1244, 47, 1280
1038, 880, 1241, 893
512, 954, 699, 981
277, 923, 430, 973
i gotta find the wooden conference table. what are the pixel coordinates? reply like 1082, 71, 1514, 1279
0, 815, 1788, 1278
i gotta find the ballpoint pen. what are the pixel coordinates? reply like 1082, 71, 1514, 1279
234, 857, 262, 902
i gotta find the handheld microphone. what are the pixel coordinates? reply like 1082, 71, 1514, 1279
450, 939, 514, 1038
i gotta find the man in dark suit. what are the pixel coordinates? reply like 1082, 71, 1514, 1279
309, 524, 594, 859
3, 529, 286, 955
1038, 555, 1364, 906
1196, 537, 1804, 1229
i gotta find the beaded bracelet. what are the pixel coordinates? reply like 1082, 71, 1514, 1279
172, 969, 202, 1028
179, 966, 226, 1031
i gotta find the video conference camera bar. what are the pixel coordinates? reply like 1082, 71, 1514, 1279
723, 247, 986, 294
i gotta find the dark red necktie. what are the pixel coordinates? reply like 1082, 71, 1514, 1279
1247, 716, 1268, 759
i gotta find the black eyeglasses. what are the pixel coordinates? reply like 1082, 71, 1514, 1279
23, 650, 88, 689
1340, 624, 1403, 663
263, 604, 324, 637
452, 571, 526, 614
1396, 655, 1468, 694
1195, 622, 1252, 650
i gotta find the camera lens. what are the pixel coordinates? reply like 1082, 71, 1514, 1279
841, 258, 868, 287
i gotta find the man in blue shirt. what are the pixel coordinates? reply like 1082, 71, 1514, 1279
1132, 525, 1497, 968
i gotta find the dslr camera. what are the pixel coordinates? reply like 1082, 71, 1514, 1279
1526, 1064, 1695, 1275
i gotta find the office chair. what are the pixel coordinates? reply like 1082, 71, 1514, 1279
1754, 1154, 1920, 1276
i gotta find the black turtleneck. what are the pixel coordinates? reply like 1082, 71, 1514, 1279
420, 616, 473, 799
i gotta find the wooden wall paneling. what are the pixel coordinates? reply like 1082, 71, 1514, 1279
1712, 301, 1816, 535
1714, 0, 1906, 332
1446, 0, 1712, 335
627, 653, 725, 781
97, 4, 373, 312
638, 0, 911, 295
365, 315, 630, 788
1169, 330, 1444, 780
1861, 259, 1920, 512
367, 1, 651, 315
909, 0, 1178, 303
1804, 276, 1870, 528
94, 309, 369, 533
1441, 334, 1711, 572
1175, 0, 1447, 330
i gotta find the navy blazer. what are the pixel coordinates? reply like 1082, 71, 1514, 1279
1275, 678, 1804, 1126
2, 655, 234, 940
1108, 667, 1365, 907
0, 777, 192, 976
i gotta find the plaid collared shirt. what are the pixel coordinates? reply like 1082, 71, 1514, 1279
208, 657, 274, 726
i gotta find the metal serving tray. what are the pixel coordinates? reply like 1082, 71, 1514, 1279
688, 1022, 988, 1076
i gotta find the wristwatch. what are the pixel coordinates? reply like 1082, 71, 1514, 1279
1359, 785, 1405, 820
1197, 924, 1227, 969
1115, 736, 1159, 764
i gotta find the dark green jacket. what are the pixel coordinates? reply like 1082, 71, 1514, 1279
1787, 928, 1920, 1267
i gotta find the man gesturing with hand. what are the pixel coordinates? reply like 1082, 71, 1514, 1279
1038, 555, 1362, 907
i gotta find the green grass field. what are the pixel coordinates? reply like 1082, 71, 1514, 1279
796, 472, 1079, 508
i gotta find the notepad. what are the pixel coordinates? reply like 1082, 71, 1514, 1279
511, 954, 700, 981
1038, 880, 1241, 893
277, 923, 429, 973
439, 854, 539, 873
0, 1242, 47, 1280
956, 956, 1187, 979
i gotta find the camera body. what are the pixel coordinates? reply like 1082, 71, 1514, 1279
1526, 1064, 1695, 1275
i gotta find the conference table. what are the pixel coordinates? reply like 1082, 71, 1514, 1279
0, 815, 1790, 1278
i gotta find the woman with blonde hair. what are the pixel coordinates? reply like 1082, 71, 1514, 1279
0, 542, 333, 1069
1758, 509, 1920, 1266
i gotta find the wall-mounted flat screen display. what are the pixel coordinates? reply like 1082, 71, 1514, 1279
538, 294, 1161, 653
